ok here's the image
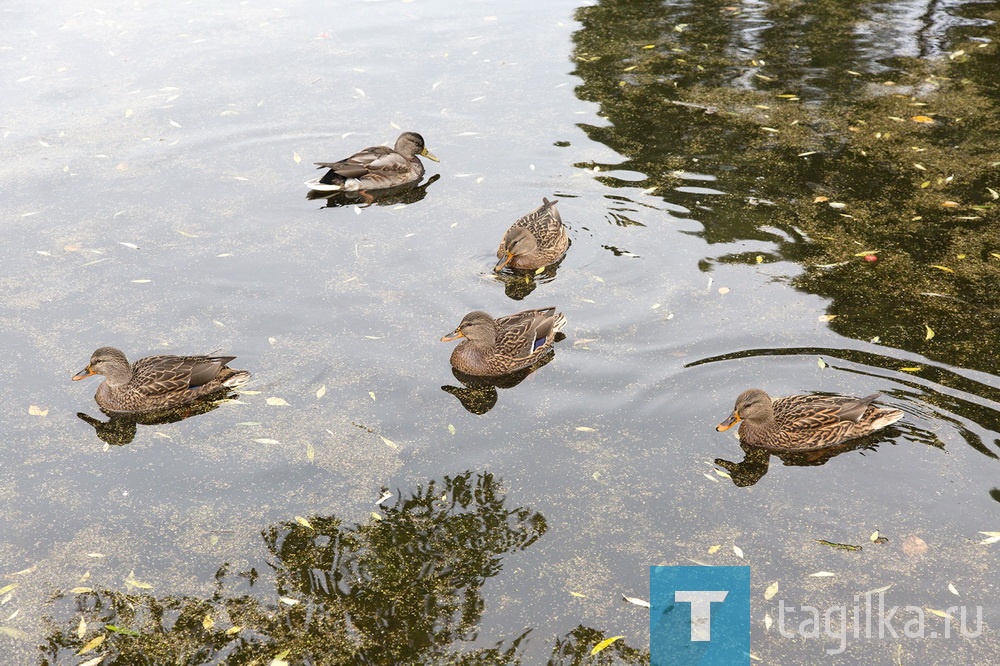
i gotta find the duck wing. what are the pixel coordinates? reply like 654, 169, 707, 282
494, 307, 561, 359
130, 355, 234, 396
314, 146, 408, 178
774, 393, 881, 431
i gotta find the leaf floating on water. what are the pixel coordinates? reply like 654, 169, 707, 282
70, 587, 93, 594
370, 512, 383, 522
254, 438, 280, 445
901, 535, 928, 556
926, 608, 953, 620
813, 196, 829, 203
316, 385, 326, 399
203, 614, 214, 630
535, 266, 545, 275
816, 539, 862, 552
828, 202, 847, 209
306, 442, 315, 462
570, 591, 587, 598
622, 594, 650, 608
764, 581, 779, 600
930, 265, 954, 273
948, 582, 959, 596
941, 201, 960, 207
293, 152, 301, 164
703, 472, 719, 483
28, 405, 48, 417
714, 468, 731, 479
376, 490, 393, 505
226, 626, 241, 635
987, 187, 999, 200
125, 570, 153, 590
590, 636, 625, 655
818, 315, 837, 322
78, 635, 105, 654
118, 242, 139, 250
718, 287, 730, 295
295, 516, 314, 530
925, 324, 934, 340
77, 617, 87, 638
733, 545, 744, 559
765, 612, 773, 631
266, 397, 290, 406
978, 531, 1000, 545
169, 119, 181, 128
379, 435, 398, 449
870, 530, 880, 542
900, 366, 922, 372
368, 391, 376, 401
707, 545, 720, 554
131, 279, 152, 284
448, 424, 456, 435
911, 115, 934, 124
755, 255, 763, 263
809, 571, 836, 578
576, 426, 596, 432
0, 626, 28, 640
279, 596, 300, 606
817, 357, 827, 369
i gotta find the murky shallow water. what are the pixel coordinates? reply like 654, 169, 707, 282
1, 0, 999, 663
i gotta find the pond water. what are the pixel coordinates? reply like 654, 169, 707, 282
1, 0, 999, 663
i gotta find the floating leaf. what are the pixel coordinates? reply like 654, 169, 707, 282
590, 636, 625, 655
0, 626, 28, 640
295, 516, 314, 530
817, 357, 827, 369
926, 608, 953, 619
813, 196, 829, 203
818, 315, 837, 322
900, 366, 922, 372
28, 405, 48, 416
576, 426, 596, 432
316, 385, 326, 399
379, 435, 398, 449
226, 626, 241, 635
622, 594, 650, 608
987, 188, 999, 200
77, 617, 87, 638
911, 115, 934, 124
279, 596, 300, 606
78, 635, 105, 654
370, 512, 383, 521
870, 530, 880, 542
368, 391, 376, 401
764, 581, 779, 600
118, 242, 139, 250
809, 571, 836, 578
765, 613, 773, 631
293, 152, 301, 164
448, 424, 456, 435
570, 591, 587, 598
266, 397, 290, 406
125, 570, 153, 590
718, 287, 730, 295
707, 545, 720, 554
733, 545, 744, 559
925, 324, 934, 340
203, 614, 214, 630
948, 583, 959, 596
0, 584, 17, 597
930, 265, 954, 273
755, 255, 763, 263
901, 535, 928, 556
254, 438, 280, 444
70, 587, 93, 594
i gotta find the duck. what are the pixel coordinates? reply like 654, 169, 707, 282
495, 197, 570, 272
716, 388, 903, 451
304, 132, 439, 202
72, 346, 251, 413
441, 307, 566, 376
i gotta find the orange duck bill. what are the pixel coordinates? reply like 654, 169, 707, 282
494, 252, 513, 272
716, 411, 741, 432
440, 328, 465, 342
72, 366, 96, 381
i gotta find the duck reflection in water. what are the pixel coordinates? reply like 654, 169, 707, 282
307, 174, 440, 208
77, 396, 236, 446
492, 259, 566, 301
442, 349, 556, 415
714, 436, 893, 487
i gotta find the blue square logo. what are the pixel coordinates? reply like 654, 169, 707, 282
650, 566, 750, 665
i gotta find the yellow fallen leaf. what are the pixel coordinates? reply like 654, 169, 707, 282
925, 324, 934, 340
0, 583, 18, 595
293, 152, 301, 164
576, 426, 596, 432
755, 255, 763, 263
226, 626, 242, 635
813, 196, 829, 203
28, 405, 48, 416
316, 385, 326, 399
870, 530, 880, 542
818, 315, 837, 322
926, 608, 953, 619
266, 397, 290, 406
911, 115, 934, 124
817, 357, 827, 369
900, 366, 922, 372
809, 571, 836, 577
570, 591, 587, 598
941, 201, 959, 207
718, 287, 730, 295
203, 614, 214, 630
853, 250, 879, 256
764, 581, 779, 600
77, 617, 87, 638
930, 265, 954, 273
590, 636, 625, 655
295, 516, 314, 530
306, 442, 315, 462
70, 587, 93, 594
380, 435, 398, 449
78, 635, 105, 654
708, 544, 720, 554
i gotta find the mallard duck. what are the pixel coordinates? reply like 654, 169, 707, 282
716, 388, 903, 451
72, 347, 251, 413
304, 132, 439, 201
495, 197, 570, 272
441, 307, 566, 376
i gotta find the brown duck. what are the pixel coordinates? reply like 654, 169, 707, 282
441, 307, 566, 376
495, 197, 570, 272
72, 347, 251, 413
304, 131, 439, 201
716, 388, 903, 451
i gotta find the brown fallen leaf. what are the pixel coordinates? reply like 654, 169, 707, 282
901, 535, 928, 557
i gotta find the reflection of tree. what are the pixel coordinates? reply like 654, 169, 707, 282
571, 0, 1000, 375
40, 472, 559, 664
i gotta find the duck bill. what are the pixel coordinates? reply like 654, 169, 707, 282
494, 252, 513, 272
72, 366, 95, 381
420, 148, 440, 162
716, 411, 741, 432
440, 328, 465, 342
